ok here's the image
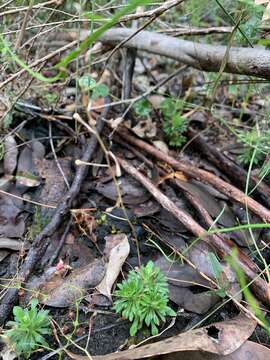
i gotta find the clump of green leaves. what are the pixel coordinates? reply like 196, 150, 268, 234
133, 98, 152, 118
78, 75, 109, 100
113, 261, 176, 336
237, 129, 270, 165
160, 98, 188, 148
236, 0, 264, 44
5, 299, 51, 358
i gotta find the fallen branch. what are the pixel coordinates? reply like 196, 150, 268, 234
158, 26, 233, 36
187, 127, 270, 208
116, 128, 270, 223
0, 100, 110, 325
117, 156, 269, 306
80, 28, 270, 79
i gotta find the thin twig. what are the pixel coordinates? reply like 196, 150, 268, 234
14, 0, 33, 50
48, 121, 70, 189
106, 0, 185, 63
0, 40, 77, 90
48, 217, 72, 266
0, 0, 60, 17
0, 189, 56, 209
87, 66, 187, 114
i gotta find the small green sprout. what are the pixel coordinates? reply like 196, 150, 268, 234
160, 98, 188, 148
208, 252, 230, 298
113, 261, 176, 336
133, 99, 152, 118
237, 129, 270, 165
78, 74, 109, 100
4, 299, 51, 358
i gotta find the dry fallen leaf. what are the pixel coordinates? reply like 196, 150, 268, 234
131, 118, 157, 139
155, 257, 219, 314
66, 314, 256, 360
0, 250, 10, 262
148, 95, 165, 109
41, 259, 105, 307
95, 176, 151, 205
160, 340, 270, 359
152, 140, 169, 154
0, 238, 29, 251
0, 343, 17, 360
16, 141, 45, 191
0, 195, 25, 238
4, 136, 18, 175
96, 234, 130, 299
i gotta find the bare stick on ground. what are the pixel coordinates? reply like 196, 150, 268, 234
187, 127, 270, 207
116, 128, 270, 223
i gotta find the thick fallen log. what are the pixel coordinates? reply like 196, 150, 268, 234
86, 28, 270, 79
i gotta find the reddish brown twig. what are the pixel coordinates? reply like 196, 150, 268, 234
116, 129, 270, 223
117, 157, 269, 306
188, 127, 270, 207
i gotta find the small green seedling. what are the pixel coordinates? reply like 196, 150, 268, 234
113, 261, 176, 336
4, 299, 51, 358
208, 252, 230, 298
78, 75, 109, 100
237, 129, 270, 166
133, 99, 152, 118
160, 98, 188, 148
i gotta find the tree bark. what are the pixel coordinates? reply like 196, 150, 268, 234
80, 28, 270, 79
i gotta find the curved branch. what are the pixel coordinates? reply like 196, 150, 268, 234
91, 28, 270, 79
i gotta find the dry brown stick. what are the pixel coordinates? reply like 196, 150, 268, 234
116, 135, 220, 230
0, 0, 60, 17
14, 0, 33, 50
116, 129, 270, 223
120, 0, 184, 22
187, 127, 270, 208
158, 26, 233, 36
116, 135, 220, 229
117, 157, 269, 306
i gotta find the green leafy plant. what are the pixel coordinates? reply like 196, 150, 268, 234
235, 0, 264, 44
4, 299, 51, 358
113, 261, 176, 336
160, 98, 188, 148
237, 129, 270, 165
78, 75, 109, 100
133, 99, 152, 118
